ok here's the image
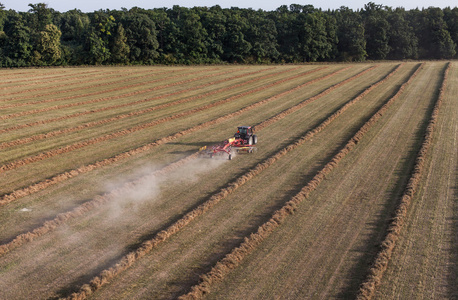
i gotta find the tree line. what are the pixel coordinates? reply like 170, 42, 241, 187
0, 2, 457, 67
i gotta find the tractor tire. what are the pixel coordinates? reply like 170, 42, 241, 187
252, 135, 257, 144
247, 136, 253, 145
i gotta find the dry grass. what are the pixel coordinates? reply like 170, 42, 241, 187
0, 66, 341, 203
0, 63, 454, 300
357, 62, 451, 299
179, 63, 422, 299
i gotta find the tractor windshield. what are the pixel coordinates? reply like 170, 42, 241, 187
238, 127, 248, 135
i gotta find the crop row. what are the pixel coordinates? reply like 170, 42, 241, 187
0, 66, 314, 173
0, 68, 271, 134
179, 63, 423, 299
64, 64, 407, 300
0, 68, 274, 147
0, 69, 103, 86
0, 67, 191, 103
0, 66, 342, 202
0, 67, 157, 98
0, 67, 223, 116
0, 65, 368, 252
356, 62, 450, 300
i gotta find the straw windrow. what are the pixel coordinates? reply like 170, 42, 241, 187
64, 64, 412, 300
356, 62, 450, 300
179, 63, 423, 299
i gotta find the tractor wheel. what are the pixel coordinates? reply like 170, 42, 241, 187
252, 135, 257, 144
247, 136, 253, 145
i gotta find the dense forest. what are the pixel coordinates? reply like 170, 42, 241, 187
0, 2, 457, 66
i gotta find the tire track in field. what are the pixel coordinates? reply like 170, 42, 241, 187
0, 68, 164, 98
0, 68, 219, 111
59, 64, 412, 300
0, 65, 365, 206
0, 64, 387, 262
0, 67, 281, 147
0, 68, 273, 134
356, 63, 450, 300
0, 67, 319, 173
179, 63, 423, 300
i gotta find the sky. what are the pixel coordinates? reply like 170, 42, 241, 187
1, 0, 454, 13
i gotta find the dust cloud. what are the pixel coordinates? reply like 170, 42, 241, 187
103, 155, 227, 220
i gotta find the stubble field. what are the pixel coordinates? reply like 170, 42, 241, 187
0, 62, 456, 300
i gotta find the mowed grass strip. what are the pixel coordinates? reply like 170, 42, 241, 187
356, 62, 450, 300
0, 69, 104, 89
0, 67, 224, 117
198, 63, 440, 300
0, 65, 358, 204
0, 67, 161, 99
0, 66, 341, 197
0, 64, 381, 257
0, 67, 276, 148
3, 62, 372, 295
374, 63, 457, 299
59, 65, 410, 300
0, 67, 270, 134
0, 66, 308, 170
0, 67, 194, 104
178, 63, 424, 299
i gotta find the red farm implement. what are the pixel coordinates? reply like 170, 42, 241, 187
199, 126, 257, 160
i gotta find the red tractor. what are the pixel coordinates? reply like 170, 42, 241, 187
200, 126, 257, 160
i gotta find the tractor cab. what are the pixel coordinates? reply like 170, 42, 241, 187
234, 126, 257, 145
235, 126, 252, 138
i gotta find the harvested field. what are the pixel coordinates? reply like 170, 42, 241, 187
0, 63, 455, 300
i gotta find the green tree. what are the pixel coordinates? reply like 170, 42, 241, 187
222, 9, 251, 63
273, 5, 337, 62
87, 31, 110, 64
0, 2, 5, 31
83, 10, 116, 64
60, 9, 89, 44
272, 5, 300, 62
244, 9, 279, 63
121, 9, 158, 64
111, 23, 130, 63
1, 14, 32, 66
361, 2, 391, 60
335, 6, 367, 61
28, 3, 52, 31
422, 7, 456, 58
148, 9, 169, 54
0, 3, 6, 63
387, 8, 418, 59
35, 23, 62, 65
199, 6, 226, 61
178, 7, 208, 63
443, 7, 458, 57
58, 9, 90, 64
409, 7, 456, 59
301, 11, 336, 62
